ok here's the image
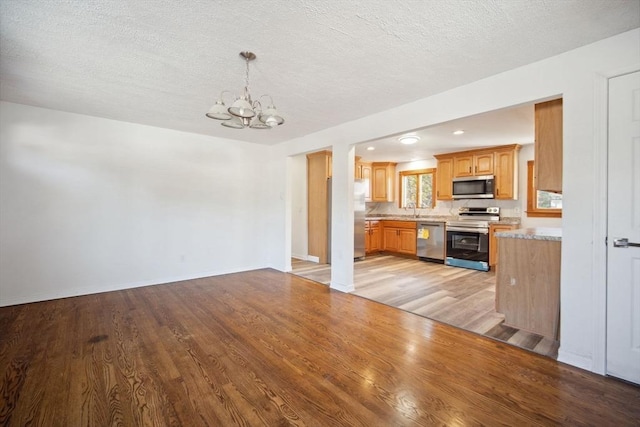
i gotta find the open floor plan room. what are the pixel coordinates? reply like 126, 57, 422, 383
292, 255, 559, 358
1, 269, 638, 426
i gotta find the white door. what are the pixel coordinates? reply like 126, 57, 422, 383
607, 70, 640, 384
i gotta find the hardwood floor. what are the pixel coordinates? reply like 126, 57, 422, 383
1, 269, 639, 426
291, 255, 560, 358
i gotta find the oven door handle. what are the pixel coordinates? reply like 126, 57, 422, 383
446, 226, 489, 234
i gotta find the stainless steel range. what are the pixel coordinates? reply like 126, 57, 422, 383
445, 207, 500, 271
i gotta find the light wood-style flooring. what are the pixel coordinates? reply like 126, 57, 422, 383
291, 255, 560, 358
1, 269, 638, 426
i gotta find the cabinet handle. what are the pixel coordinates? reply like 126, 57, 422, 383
475, 166, 477, 173
496, 189, 500, 196
469, 166, 471, 173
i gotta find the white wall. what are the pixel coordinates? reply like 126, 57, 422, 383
0, 102, 271, 306
271, 29, 640, 375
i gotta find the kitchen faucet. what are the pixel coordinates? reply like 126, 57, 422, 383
406, 202, 418, 218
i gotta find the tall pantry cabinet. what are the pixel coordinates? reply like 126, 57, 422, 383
307, 150, 332, 264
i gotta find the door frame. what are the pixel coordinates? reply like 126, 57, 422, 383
593, 65, 640, 375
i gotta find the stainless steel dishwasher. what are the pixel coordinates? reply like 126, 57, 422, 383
417, 222, 445, 263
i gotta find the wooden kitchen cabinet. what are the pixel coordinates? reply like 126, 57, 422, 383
535, 98, 563, 193
434, 156, 454, 200
436, 145, 519, 200
496, 236, 561, 340
381, 221, 417, 255
494, 147, 519, 200
365, 220, 380, 254
453, 152, 494, 177
357, 160, 373, 201
489, 223, 517, 267
371, 162, 397, 202
307, 150, 332, 264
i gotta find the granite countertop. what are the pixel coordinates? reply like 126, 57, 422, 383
495, 227, 562, 241
365, 215, 521, 225
366, 215, 450, 222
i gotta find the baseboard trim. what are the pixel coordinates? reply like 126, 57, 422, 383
330, 281, 355, 293
557, 349, 594, 372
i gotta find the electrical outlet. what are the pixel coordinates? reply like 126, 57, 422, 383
510, 277, 517, 286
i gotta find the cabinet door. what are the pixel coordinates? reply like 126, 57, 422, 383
535, 99, 563, 193
474, 153, 494, 176
382, 227, 399, 252
369, 222, 380, 253
453, 155, 474, 177
494, 150, 515, 199
398, 229, 417, 255
372, 166, 387, 201
436, 158, 454, 200
371, 163, 396, 202
361, 163, 372, 201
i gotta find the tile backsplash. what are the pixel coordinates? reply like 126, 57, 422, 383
366, 199, 522, 218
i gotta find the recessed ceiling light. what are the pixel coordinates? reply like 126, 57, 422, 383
367, 146, 375, 151
398, 135, 420, 145
453, 130, 465, 135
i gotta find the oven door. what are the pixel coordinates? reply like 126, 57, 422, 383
445, 227, 490, 270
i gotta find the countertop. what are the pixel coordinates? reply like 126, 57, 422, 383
365, 215, 521, 225
494, 227, 562, 241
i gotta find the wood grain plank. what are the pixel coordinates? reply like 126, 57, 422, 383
1, 269, 638, 426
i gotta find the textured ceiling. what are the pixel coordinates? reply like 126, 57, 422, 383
1, 0, 638, 146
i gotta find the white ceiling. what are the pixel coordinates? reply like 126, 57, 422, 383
1, 1, 638, 149
355, 102, 535, 162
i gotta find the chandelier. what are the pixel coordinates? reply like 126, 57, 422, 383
206, 51, 284, 129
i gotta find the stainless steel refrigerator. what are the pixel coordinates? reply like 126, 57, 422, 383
327, 178, 366, 263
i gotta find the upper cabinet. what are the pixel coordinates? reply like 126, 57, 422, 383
435, 144, 520, 201
371, 162, 397, 202
453, 152, 494, 177
434, 157, 454, 200
534, 98, 563, 193
356, 158, 373, 201
494, 146, 520, 200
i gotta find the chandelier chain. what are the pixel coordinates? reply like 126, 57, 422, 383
244, 57, 251, 98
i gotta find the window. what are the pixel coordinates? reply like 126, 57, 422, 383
399, 168, 436, 209
527, 160, 562, 217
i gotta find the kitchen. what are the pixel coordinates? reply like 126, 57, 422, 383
291, 99, 563, 357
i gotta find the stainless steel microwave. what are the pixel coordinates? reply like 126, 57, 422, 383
452, 175, 494, 199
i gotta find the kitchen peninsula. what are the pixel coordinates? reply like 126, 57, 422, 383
495, 227, 562, 341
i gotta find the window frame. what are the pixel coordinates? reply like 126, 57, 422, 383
526, 160, 562, 218
398, 168, 436, 209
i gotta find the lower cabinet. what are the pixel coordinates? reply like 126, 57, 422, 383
365, 220, 380, 254
381, 221, 417, 256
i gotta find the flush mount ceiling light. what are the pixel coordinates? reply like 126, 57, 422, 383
453, 130, 465, 135
206, 51, 284, 130
398, 135, 420, 145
